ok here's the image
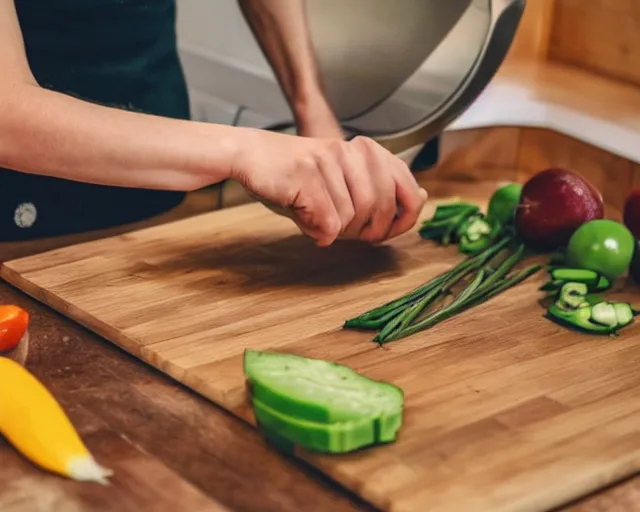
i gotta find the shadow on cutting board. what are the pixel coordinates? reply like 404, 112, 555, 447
127, 234, 402, 292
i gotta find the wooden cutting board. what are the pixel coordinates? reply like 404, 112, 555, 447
3, 186, 640, 512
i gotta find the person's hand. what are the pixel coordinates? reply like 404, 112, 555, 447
231, 128, 428, 247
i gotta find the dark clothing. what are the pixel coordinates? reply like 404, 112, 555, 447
1, 0, 190, 241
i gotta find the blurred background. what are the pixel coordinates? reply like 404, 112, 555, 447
173, 0, 640, 212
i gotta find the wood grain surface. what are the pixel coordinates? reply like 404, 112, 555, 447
516, 128, 636, 210
431, 127, 521, 181
504, 0, 555, 62
548, 0, 640, 87
633, 165, 640, 188
0, 268, 374, 512
3, 183, 640, 512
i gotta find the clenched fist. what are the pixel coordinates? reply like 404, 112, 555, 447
231, 129, 428, 247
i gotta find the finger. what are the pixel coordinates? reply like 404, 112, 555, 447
317, 145, 356, 233
387, 164, 428, 239
357, 143, 398, 243
359, 177, 397, 243
291, 176, 342, 247
341, 139, 377, 238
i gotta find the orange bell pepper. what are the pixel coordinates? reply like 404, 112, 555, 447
0, 305, 29, 353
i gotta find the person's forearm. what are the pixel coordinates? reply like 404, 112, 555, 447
238, 0, 334, 127
0, 83, 241, 191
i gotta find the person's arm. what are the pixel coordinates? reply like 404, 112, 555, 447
1, 0, 425, 247
0, 0, 238, 192
238, 0, 343, 139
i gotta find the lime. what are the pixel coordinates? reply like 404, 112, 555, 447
487, 182, 523, 226
566, 219, 635, 281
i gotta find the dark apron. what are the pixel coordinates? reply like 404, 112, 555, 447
1, 0, 190, 241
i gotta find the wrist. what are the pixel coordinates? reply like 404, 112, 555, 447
224, 126, 268, 183
292, 87, 332, 123
188, 121, 245, 182
292, 91, 343, 139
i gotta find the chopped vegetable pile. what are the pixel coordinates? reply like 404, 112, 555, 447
345, 183, 542, 343
545, 278, 637, 335
345, 236, 541, 343
343, 174, 640, 343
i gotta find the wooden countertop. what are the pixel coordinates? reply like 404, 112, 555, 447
1, 180, 640, 512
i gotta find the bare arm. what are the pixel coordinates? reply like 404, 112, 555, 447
0, 0, 240, 192
238, 0, 343, 138
1, 0, 425, 247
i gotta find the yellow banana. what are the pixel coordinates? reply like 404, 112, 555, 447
0, 356, 113, 484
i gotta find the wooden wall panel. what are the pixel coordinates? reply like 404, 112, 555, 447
633, 165, 640, 187
427, 127, 520, 182
517, 128, 634, 212
548, 0, 640, 87
504, 0, 555, 62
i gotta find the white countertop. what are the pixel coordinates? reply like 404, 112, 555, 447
447, 61, 640, 164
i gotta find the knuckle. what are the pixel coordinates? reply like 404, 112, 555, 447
296, 155, 318, 175
354, 135, 373, 146
357, 194, 377, 214
351, 136, 375, 152
324, 139, 345, 157
381, 193, 397, 214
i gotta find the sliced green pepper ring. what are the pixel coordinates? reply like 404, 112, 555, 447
455, 213, 483, 241
459, 217, 502, 255
464, 218, 492, 242
558, 282, 588, 310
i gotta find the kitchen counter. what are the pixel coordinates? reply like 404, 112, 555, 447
1, 179, 639, 512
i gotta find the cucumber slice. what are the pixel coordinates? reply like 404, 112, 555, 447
558, 282, 588, 309
590, 302, 618, 327
613, 302, 634, 327
243, 350, 404, 435
252, 398, 392, 454
550, 268, 600, 287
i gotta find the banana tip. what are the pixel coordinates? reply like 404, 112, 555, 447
68, 456, 113, 485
